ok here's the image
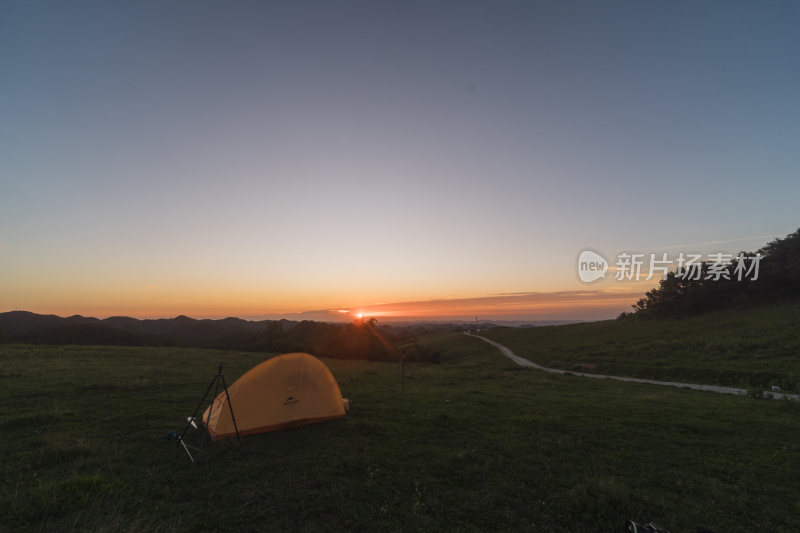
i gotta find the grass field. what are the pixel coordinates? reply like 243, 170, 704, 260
479, 302, 800, 393
1, 333, 799, 532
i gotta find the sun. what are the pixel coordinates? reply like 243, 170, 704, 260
356, 312, 364, 320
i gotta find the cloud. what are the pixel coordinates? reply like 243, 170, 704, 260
655, 234, 777, 251
263, 309, 353, 322
256, 288, 652, 323
322, 289, 648, 322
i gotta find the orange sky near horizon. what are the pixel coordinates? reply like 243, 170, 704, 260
1, 274, 657, 322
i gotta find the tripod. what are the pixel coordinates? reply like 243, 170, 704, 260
178, 363, 241, 463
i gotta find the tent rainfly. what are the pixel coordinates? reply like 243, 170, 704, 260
202, 352, 350, 440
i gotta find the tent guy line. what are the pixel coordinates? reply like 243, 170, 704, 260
465, 332, 800, 401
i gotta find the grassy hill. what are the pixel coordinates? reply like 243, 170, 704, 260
478, 301, 800, 393
1, 334, 798, 531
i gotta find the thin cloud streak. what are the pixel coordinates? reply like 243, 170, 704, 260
269, 289, 649, 322
654, 235, 778, 251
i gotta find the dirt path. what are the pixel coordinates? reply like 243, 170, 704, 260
466, 332, 799, 401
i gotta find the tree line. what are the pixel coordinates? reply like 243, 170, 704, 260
262, 318, 443, 362
623, 228, 800, 318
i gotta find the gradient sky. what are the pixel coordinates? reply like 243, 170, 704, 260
2, 1, 799, 321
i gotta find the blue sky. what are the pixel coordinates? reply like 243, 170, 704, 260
1, 1, 799, 320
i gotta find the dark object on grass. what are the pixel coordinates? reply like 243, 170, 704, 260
624, 521, 716, 533
624, 521, 669, 533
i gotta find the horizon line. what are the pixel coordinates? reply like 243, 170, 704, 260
1, 287, 648, 323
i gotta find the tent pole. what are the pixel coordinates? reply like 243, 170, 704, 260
203, 364, 223, 443
179, 370, 219, 442
401, 350, 405, 390
220, 372, 241, 443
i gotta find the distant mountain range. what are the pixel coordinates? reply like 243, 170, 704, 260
0, 311, 585, 355
0, 311, 284, 350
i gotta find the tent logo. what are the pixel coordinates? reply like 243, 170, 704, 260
284, 396, 298, 406
577, 250, 608, 283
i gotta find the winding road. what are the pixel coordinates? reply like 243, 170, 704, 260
466, 332, 799, 401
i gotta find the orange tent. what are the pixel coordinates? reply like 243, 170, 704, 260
202, 352, 349, 440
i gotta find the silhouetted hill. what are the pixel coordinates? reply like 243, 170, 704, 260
103, 316, 149, 334
0, 311, 100, 334
0, 311, 274, 349
0, 312, 463, 361
22, 324, 146, 346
